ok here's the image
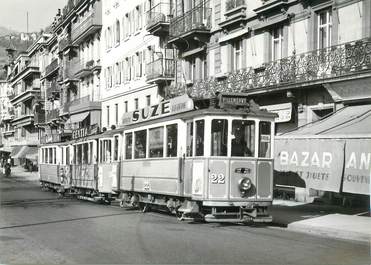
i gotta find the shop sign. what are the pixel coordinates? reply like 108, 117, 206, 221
275, 138, 344, 192
342, 139, 370, 195
261, 103, 292, 123
121, 95, 194, 126
72, 128, 88, 139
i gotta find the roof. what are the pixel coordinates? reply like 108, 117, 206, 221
279, 104, 371, 138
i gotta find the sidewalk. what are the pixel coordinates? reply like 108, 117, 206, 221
271, 199, 371, 243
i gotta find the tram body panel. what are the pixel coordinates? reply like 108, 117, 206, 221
229, 159, 257, 200
71, 164, 98, 190
120, 158, 182, 196
98, 162, 120, 193
39, 164, 60, 185
256, 159, 273, 200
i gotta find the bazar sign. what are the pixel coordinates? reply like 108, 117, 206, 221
275, 138, 344, 192
121, 95, 194, 125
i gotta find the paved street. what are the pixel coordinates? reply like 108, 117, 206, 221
0, 170, 369, 265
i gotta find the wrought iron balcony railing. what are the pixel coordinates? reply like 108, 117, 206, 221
169, 6, 211, 39
146, 2, 172, 29
46, 81, 61, 99
146, 58, 175, 81
45, 58, 59, 77
34, 113, 46, 125
71, 5, 102, 44
166, 38, 371, 99
226, 0, 246, 12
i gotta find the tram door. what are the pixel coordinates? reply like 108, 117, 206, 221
98, 135, 121, 194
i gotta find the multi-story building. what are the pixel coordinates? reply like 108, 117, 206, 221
100, 0, 175, 129
6, 35, 50, 164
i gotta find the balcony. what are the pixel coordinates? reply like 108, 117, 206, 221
3, 128, 15, 137
60, 59, 80, 84
13, 134, 39, 145
11, 64, 40, 83
59, 37, 77, 53
168, 6, 211, 48
34, 113, 46, 125
219, 0, 248, 30
146, 2, 172, 36
46, 109, 60, 123
69, 95, 101, 114
46, 81, 61, 100
12, 113, 34, 127
10, 82, 41, 105
71, 4, 102, 45
45, 58, 59, 79
166, 38, 371, 99
74, 60, 101, 79
146, 58, 175, 84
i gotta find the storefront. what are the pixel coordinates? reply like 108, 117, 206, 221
274, 104, 371, 201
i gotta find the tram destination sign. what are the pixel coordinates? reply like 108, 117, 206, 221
121, 95, 194, 126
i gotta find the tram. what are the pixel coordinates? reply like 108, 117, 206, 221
38, 93, 277, 223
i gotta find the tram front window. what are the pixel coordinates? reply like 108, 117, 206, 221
166, 124, 177, 157
195, 120, 204, 156
134, 130, 147, 159
259, 121, 272, 158
149, 127, 164, 158
231, 120, 255, 157
211, 119, 228, 156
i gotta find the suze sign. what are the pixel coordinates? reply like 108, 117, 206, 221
121, 95, 194, 126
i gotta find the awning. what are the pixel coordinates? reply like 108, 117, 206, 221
13, 146, 38, 159
280, 104, 371, 137
275, 104, 371, 195
10, 146, 23, 157
25, 150, 38, 162
0, 146, 12, 153
65, 112, 89, 125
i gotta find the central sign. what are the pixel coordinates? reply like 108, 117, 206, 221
121, 95, 194, 126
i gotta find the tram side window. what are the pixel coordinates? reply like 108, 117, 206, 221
48, 148, 53, 164
66, 146, 70, 165
113, 136, 119, 161
134, 130, 147, 159
125, 133, 133, 159
166, 124, 177, 157
186, 122, 193, 157
82, 143, 89, 164
231, 120, 255, 157
149, 127, 164, 158
259, 122, 272, 158
77, 144, 82, 165
89, 142, 94, 163
53, 148, 57, 164
211, 119, 228, 156
195, 120, 204, 156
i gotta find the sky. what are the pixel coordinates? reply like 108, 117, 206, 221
0, 0, 67, 32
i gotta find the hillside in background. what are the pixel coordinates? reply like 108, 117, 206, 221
0, 26, 17, 37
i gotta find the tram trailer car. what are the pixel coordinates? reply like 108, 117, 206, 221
39, 144, 71, 193
117, 94, 277, 223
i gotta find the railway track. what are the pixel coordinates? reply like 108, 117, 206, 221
0, 197, 76, 207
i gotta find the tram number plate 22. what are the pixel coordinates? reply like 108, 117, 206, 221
209, 173, 225, 184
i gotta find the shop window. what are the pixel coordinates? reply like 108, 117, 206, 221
149, 127, 164, 158
211, 119, 228, 156
231, 120, 255, 157
125, 133, 133, 159
166, 124, 178, 157
195, 120, 204, 156
134, 130, 147, 159
259, 122, 271, 158
186, 122, 193, 157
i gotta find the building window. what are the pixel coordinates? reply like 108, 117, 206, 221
106, 106, 110, 127
134, 98, 139, 110
124, 101, 128, 112
317, 9, 332, 49
146, 95, 151, 106
115, 103, 118, 125
115, 20, 120, 44
272, 26, 283, 61
232, 39, 243, 71
189, 58, 196, 82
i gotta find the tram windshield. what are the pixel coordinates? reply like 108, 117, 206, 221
231, 120, 255, 157
211, 119, 228, 156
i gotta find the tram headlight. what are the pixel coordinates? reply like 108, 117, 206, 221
238, 177, 252, 192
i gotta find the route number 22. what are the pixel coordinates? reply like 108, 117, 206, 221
210, 173, 225, 184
